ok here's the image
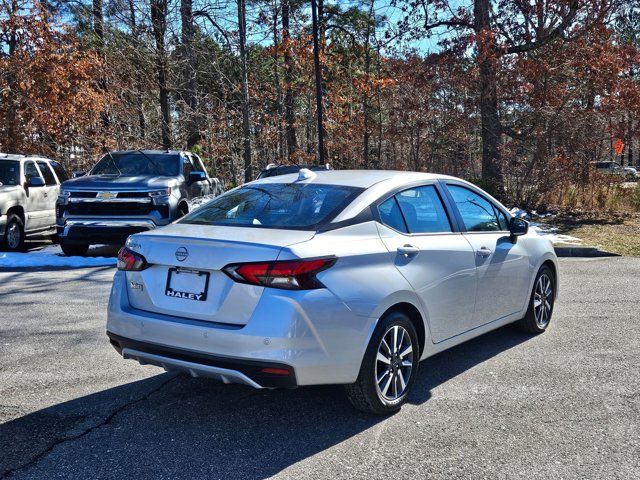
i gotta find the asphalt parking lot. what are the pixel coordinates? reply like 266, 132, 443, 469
0, 257, 638, 479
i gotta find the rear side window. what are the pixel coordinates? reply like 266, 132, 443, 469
50, 161, 69, 182
396, 186, 451, 233
447, 185, 502, 232
378, 197, 408, 233
181, 183, 363, 230
37, 161, 57, 185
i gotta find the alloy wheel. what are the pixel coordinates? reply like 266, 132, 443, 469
6, 222, 22, 249
375, 325, 414, 401
533, 273, 553, 328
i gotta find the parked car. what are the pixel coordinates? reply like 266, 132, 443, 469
56, 150, 223, 256
107, 169, 558, 414
257, 163, 332, 179
591, 161, 638, 180
0, 153, 68, 251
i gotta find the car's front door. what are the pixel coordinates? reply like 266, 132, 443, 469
36, 160, 59, 228
444, 183, 531, 325
183, 154, 209, 199
23, 161, 49, 230
376, 183, 478, 343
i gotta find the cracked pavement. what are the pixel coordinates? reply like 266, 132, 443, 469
0, 258, 639, 479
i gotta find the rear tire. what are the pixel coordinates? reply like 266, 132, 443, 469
345, 311, 419, 415
516, 265, 556, 334
2, 213, 25, 251
60, 241, 89, 257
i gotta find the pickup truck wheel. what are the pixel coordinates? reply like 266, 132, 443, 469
60, 242, 89, 257
2, 214, 25, 251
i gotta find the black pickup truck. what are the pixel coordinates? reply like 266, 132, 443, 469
56, 150, 223, 256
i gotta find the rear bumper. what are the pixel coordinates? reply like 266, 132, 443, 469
107, 332, 297, 388
106, 271, 377, 387
58, 219, 158, 245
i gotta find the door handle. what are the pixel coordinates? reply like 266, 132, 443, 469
476, 247, 492, 257
398, 244, 420, 257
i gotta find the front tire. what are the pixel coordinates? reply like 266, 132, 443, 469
516, 265, 556, 333
345, 312, 419, 415
60, 241, 89, 257
2, 213, 25, 251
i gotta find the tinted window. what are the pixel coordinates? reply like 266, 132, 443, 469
50, 161, 69, 182
181, 183, 362, 230
91, 152, 180, 176
496, 208, 509, 231
24, 162, 41, 184
378, 197, 408, 233
183, 156, 193, 178
37, 161, 57, 185
192, 154, 207, 173
396, 186, 451, 233
448, 185, 501, 232
0, 160, 20, 186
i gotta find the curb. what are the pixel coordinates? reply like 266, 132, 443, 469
554, 246, 619, 258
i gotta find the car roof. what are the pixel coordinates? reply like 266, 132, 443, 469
108, 150, 186, 156
0, 152, 52, 162
251, 169, 455, 188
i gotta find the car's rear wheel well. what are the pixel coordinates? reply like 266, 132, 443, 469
6, 206, 25, 223
383, 302, 426, 356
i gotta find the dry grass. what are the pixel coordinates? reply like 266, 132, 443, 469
537, 212, 640, 257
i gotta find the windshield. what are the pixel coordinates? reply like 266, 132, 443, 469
90, 152, 180, 176
0, 160, 20, 186
180, 183, 363, 230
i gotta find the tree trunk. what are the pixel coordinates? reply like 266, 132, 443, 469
128, 0, 146, 140
238, 0, 252, 182
181, 0, 200, 148
362, 0, 374, 168
310, 0, 326, 164
474, 0, 502, 194
151, 0, 171, 149
272, 0, 284, 159
282, 0, 297, 158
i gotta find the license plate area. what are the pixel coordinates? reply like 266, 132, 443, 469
165, 267, 210, 301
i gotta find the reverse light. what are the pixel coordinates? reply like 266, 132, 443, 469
223, 257, 336, 290
117, 247, 149, 271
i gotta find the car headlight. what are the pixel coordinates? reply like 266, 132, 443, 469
58, 190, 70, 204
148, 187, 172, 198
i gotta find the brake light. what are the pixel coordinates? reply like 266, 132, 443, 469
117, 247, 149, 271
223, 257, 336, 290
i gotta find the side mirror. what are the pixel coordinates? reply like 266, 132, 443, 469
28, 176, 45, 187
72, 171, 86, 178
509, 217, 529, 241
189, 171, 206, 183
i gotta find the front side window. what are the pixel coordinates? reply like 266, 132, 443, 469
181, 183, 362, 230
0, 160, 20, 186
24, 161, 41, 184
396, 186, 451, 233
91, 152, 180, 176
37, 161, 57, 185
447, 184, 502, 232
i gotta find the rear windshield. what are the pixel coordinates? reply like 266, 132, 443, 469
91, 152, 180, 176
180, 183, 363, 230
0, 160, 20, 186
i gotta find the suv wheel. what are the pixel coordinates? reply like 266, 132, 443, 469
516, 265, 556, 333
345, 311, 419, 415
60, 241, 89, 257
2, 213, 25, 251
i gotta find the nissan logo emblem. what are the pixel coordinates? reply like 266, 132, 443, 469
175, 247, 189, 262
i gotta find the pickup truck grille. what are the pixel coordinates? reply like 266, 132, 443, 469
69, 191, 149, 199
67, 202, 155, 216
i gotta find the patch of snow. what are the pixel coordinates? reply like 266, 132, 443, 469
509, 207, 583, 245
0, 244, 117, 269
188, 194, 218, 211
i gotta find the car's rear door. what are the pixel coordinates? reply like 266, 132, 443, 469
375, 183, 478, 343
443, 182, 531, 325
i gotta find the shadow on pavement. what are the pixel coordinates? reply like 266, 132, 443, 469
0, 326, 532, 479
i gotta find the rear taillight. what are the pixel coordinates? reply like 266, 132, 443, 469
117, 247, 149, 271
223, 257, 336, 290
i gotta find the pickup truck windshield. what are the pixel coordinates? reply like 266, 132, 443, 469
181, 183, 362, 230
0, 160, 20, 186
91, 152, 180, 176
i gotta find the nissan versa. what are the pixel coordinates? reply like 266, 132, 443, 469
107, 170, 558, 414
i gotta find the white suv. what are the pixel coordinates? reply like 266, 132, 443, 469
0, 153, 68, 251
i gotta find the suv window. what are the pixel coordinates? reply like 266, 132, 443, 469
24, 161, 41, 185
447, 184, 502, 232
396, 186, 451, 233
37, 161, 57, 185
378, 197, 408, 233
50, 161, 69, 182
192, 154, 207, 173
183, 156, 194, 178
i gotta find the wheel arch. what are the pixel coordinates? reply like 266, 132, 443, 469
380, 302, 427, 357
6, 205, 25, 223
177, 200, 189, 215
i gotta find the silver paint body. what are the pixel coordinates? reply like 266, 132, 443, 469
107, 171, 558, 387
